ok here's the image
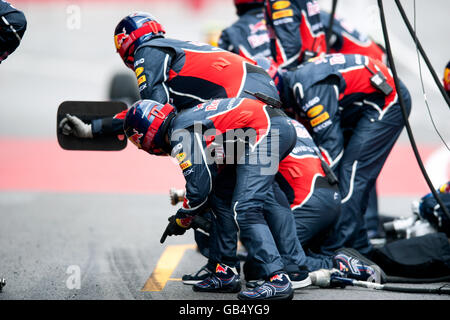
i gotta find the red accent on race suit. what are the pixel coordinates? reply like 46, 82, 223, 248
272, 11, 326, 66
278, 155, 325, 208
299, 11, 326, 57
339, 57, 397, 110
329, 38, 385, 63
168, 49, 256, 98
206, 99, 270, 148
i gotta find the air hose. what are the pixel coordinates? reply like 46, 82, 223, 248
377, 0, 450, 221
309, 269, 450, 295
393, 0, 450, 110
331, 276, 450, 295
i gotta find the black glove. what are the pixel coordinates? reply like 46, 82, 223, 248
160, 215, 187, 243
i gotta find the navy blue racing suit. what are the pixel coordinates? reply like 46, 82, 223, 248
195, 119, 339, 276
265, 0, 326, 69
92, 38, 279, 136
277, 119, 340, 255
167, 97, 309, 278
320, 10, 387, 237
218, 7, 271, 60
0, 0, 26, 63
281, 53, 412, 256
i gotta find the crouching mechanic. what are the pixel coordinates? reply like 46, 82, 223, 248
0, 0, 27, 63
276, 119, 340, 253
124, 97, 320, 300
169, 119, 381, 286
278, 53, 411, 256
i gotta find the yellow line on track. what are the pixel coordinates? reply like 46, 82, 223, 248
141, 244, 196, 292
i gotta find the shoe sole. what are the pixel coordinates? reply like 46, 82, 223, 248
291, 275, 312, 290
237, 290, 294, 301
182, 279, 203, 285
336, 247, 387, 283
193, 284, 242, 293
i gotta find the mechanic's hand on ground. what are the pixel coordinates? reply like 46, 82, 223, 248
59, 114, 93, 138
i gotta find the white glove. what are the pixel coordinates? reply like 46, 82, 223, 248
59, 114, 93, 138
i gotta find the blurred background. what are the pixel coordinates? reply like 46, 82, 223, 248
0, 0, 449, 299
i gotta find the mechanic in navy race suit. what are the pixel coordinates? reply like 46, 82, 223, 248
124, 98, 382, 298
218, 0, 271, 60
320, 9, 388, 238
59, 12, 280, 139
0, 0, 26, 63
123, 97, 310, 300
265, 0, 327, 69
275, 53, 411, 256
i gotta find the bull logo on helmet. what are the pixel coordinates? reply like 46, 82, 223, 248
114, 27, 128, 51
128, 129, 143, 148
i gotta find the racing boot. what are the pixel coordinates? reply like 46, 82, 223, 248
246, 268, 311, 290
193, 263, 241, 293
238, 272, 294, 300
182, 263, 214, 285
287, 267, 312, 289
333, 248, 386, 283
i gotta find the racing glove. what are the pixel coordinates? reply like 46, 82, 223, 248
175, 208, 195, 229
59, 114, 93, 138
163, 215, 187, 238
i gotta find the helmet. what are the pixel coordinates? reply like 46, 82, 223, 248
114, 12, 166, 69
255, 57, 284, 96
124, 100, 175, 155
234, 0, 265, 5
234, 0, 265, 15
444, 61, 450, 94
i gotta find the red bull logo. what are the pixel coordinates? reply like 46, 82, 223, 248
114, 28, 128, 51
128, 129, 143, 148
270, 274, 284, 282
249, 20, 267, 34
216, 264, 228, 274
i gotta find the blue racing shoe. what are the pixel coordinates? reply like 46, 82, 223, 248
182, 264, 213, 285
193, 263, 241, 293
238, 272, 294, 300
246, 270, 311, 290
333, 248, 386, 283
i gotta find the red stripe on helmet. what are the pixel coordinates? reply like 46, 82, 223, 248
118, 21, 166, 60
142, 103, 174, 152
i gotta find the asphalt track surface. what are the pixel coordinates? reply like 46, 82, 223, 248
1, 0, 450, 303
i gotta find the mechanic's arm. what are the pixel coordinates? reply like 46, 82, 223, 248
265, 0, 302, 69
292, 81, 344, 168
59, 110, 127, 138
170, 127, 214, 229
60, 46, 174, 138
0, 0, 27, 62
